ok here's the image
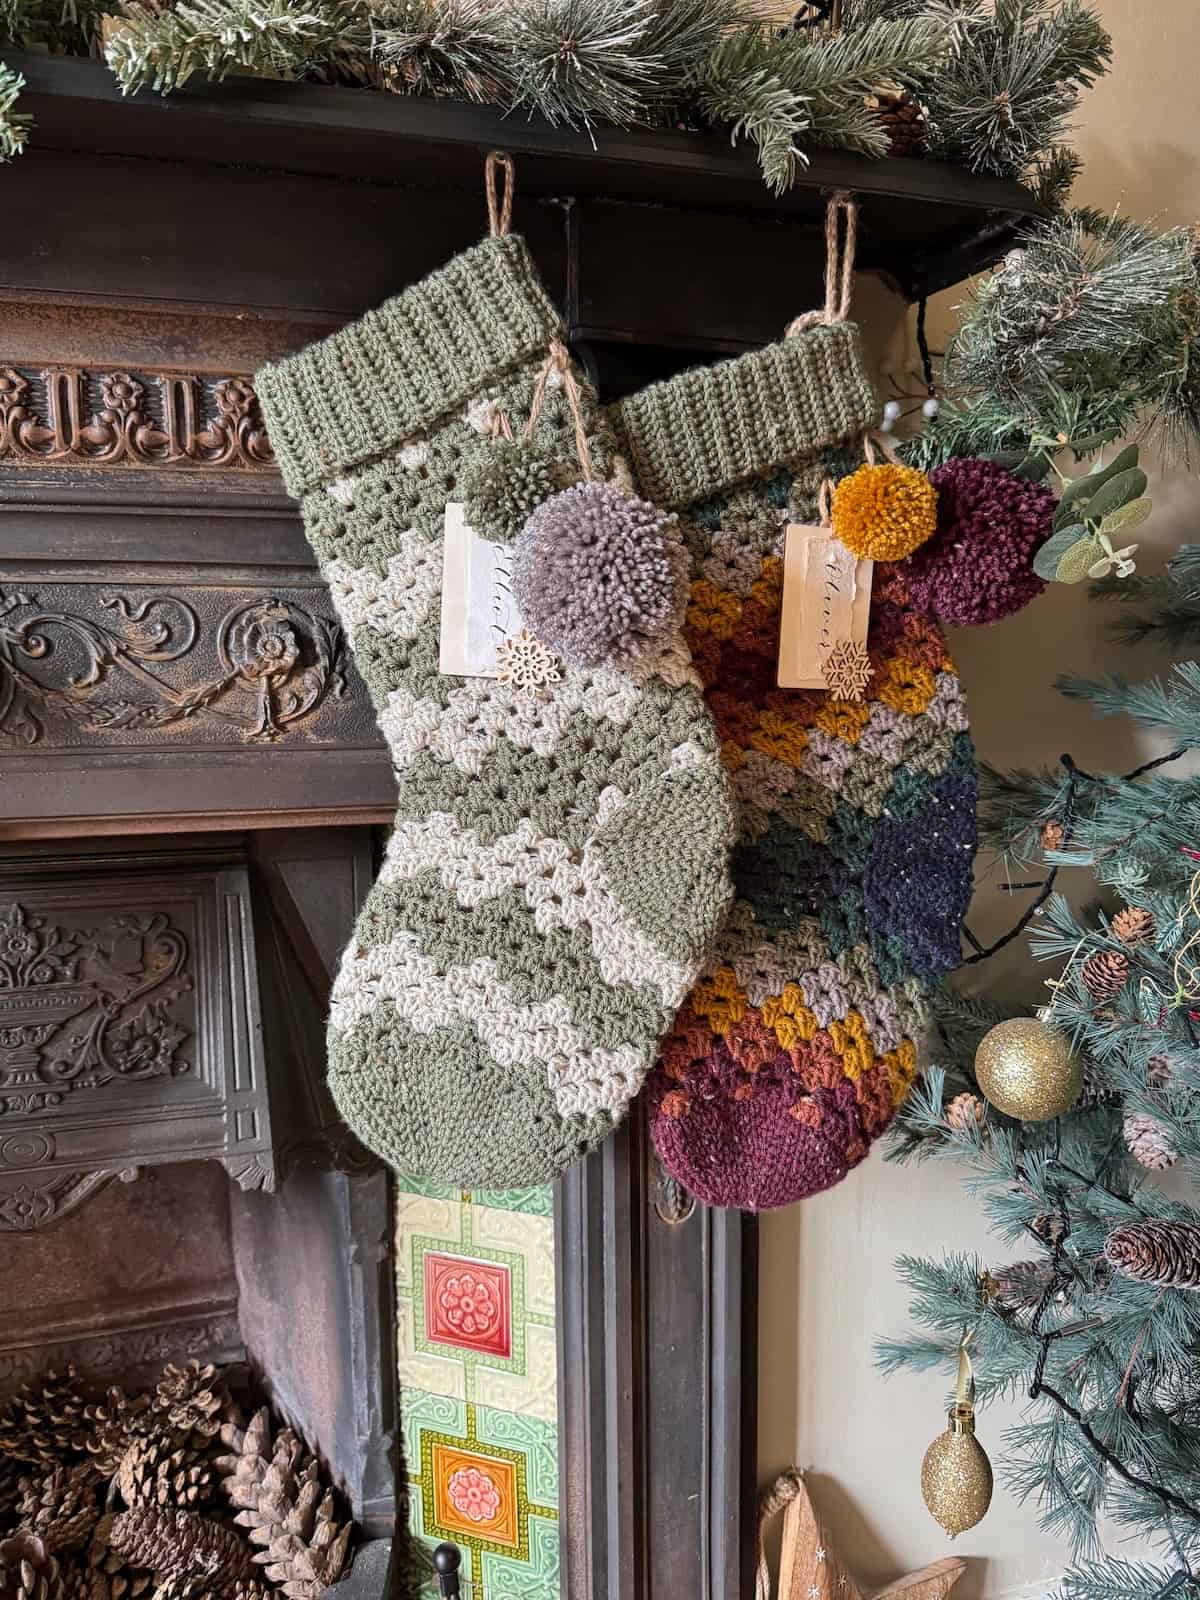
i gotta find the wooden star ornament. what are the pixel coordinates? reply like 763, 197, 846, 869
756, 1472, 966, 1600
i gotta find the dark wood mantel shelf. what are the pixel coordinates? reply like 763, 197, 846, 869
8, 48, 1040, 300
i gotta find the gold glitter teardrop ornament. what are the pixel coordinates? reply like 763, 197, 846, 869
921, 1403, 993, 1538
974, 1016, 1082, 1122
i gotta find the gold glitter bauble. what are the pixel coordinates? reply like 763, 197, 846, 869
974, 1016, 1081, 1122
921, 1405, 993, 1538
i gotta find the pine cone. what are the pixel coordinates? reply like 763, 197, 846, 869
1124, 1110, 1178, 1171
117, 1442, 213, 1515
1, 1461, 22, 1523
866, 87, 927, 158
87, 1517, 151, 1600
17, 1468, 99, 1555
1, 1536, 50, 1600
1104, 1219, 1200, 1289
44, 1559, 108, 1600
216, 1411, 351, 1600
945, 1092, 987, 1134
151, 1576, 268, 1600
83, 1395, 154, 1479
1031, 1211, 1067, 1246
985, 1259, 1055, 1311
0, 1374, 88, 1468
107, 1511, 254, 1595
1112, 906, 1155, 946
1081, 949, 1130, 1001
150, 1370, 232, 1450
1040, 820, 1064, 851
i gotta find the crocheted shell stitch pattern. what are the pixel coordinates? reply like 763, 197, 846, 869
647, 471, 978, 1210
278, 354, 735, 1190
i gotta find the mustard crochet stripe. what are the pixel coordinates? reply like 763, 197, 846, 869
255, 235, 737, 1188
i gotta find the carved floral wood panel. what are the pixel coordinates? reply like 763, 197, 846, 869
0, 364, 273, 469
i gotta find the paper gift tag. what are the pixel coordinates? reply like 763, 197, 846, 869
439, 502, 524, 677
777, 524, 873, 689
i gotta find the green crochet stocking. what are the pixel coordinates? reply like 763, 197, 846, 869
256, 234, 735, 1188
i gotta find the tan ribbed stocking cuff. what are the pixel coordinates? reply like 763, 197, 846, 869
614, 322, 877, 510
256, 234, 563, 499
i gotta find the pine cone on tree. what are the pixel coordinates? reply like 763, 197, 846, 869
945, 1092, 987, 1134
82, 1395, 154, 1479
0, 1374, 89, 1468
1123, 1110, 1179, 1170
1081, 949, 1130, 1001
984, 1259, 1055, 1311
1031, 1211, 1067, 1246
1112, 906, 1156, 946
1040, 819, 1064, 851
866, 87, 927, 157
216, 1411, 351, 1600
1104, 1219, 1200, 1289
117, 1441, 213, 1514
16, 1468, 100, 1555
107, 1510, 255, 1595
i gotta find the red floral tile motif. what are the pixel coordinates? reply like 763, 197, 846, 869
424, 1251, 513, 1359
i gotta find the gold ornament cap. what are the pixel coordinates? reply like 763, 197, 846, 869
974, 1016, 1082, 1122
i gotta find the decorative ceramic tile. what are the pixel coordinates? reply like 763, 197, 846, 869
398, 1182, 559, 1600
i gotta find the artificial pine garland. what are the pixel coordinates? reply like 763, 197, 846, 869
0, 0, 1109, 195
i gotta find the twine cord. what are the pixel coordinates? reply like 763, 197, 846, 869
788, 193, 858, 336
485, 149, 515, 237
754, 1470, 805, 1600
523, 338, 596, 482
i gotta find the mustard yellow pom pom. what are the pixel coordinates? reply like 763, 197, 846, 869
831, 462, 938, 560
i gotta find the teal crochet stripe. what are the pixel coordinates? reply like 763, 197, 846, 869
613, 322, 877, 510
257, 234, 564, 498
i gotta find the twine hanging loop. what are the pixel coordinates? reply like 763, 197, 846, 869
485, 149, 515, 237
788, 192, 858, 336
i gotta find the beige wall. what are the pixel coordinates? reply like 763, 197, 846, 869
757, 5, 1200, 1595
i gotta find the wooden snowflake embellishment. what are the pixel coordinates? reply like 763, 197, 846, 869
495, 628, 561, 698
821, 638, 872, 702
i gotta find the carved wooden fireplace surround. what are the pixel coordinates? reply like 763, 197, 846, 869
0, 60, 1037, 1599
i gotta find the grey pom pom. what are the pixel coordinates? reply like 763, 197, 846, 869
462, 439, 562, 544
512, 482, 687, 670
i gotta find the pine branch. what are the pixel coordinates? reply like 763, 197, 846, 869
371, 0, 511, 102
781, 14, 954, 155
693, 22, 813, 193
1029, 142, 1082, 212
0, 58, 28, 158
696, 12, 951, 191
105, 0, 370, 94
498, 0, 662, 132
924, 0, 1111, 178
1057, 661, 1200, 749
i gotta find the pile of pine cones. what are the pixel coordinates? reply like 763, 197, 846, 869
0, 1365, 352, 1600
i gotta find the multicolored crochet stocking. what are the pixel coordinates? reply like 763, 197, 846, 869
614, 322, 977, 1210
256, 232, 736, 1188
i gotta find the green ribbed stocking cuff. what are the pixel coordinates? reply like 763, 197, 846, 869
614, 322, 877, 509
256, 233, 563, 498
